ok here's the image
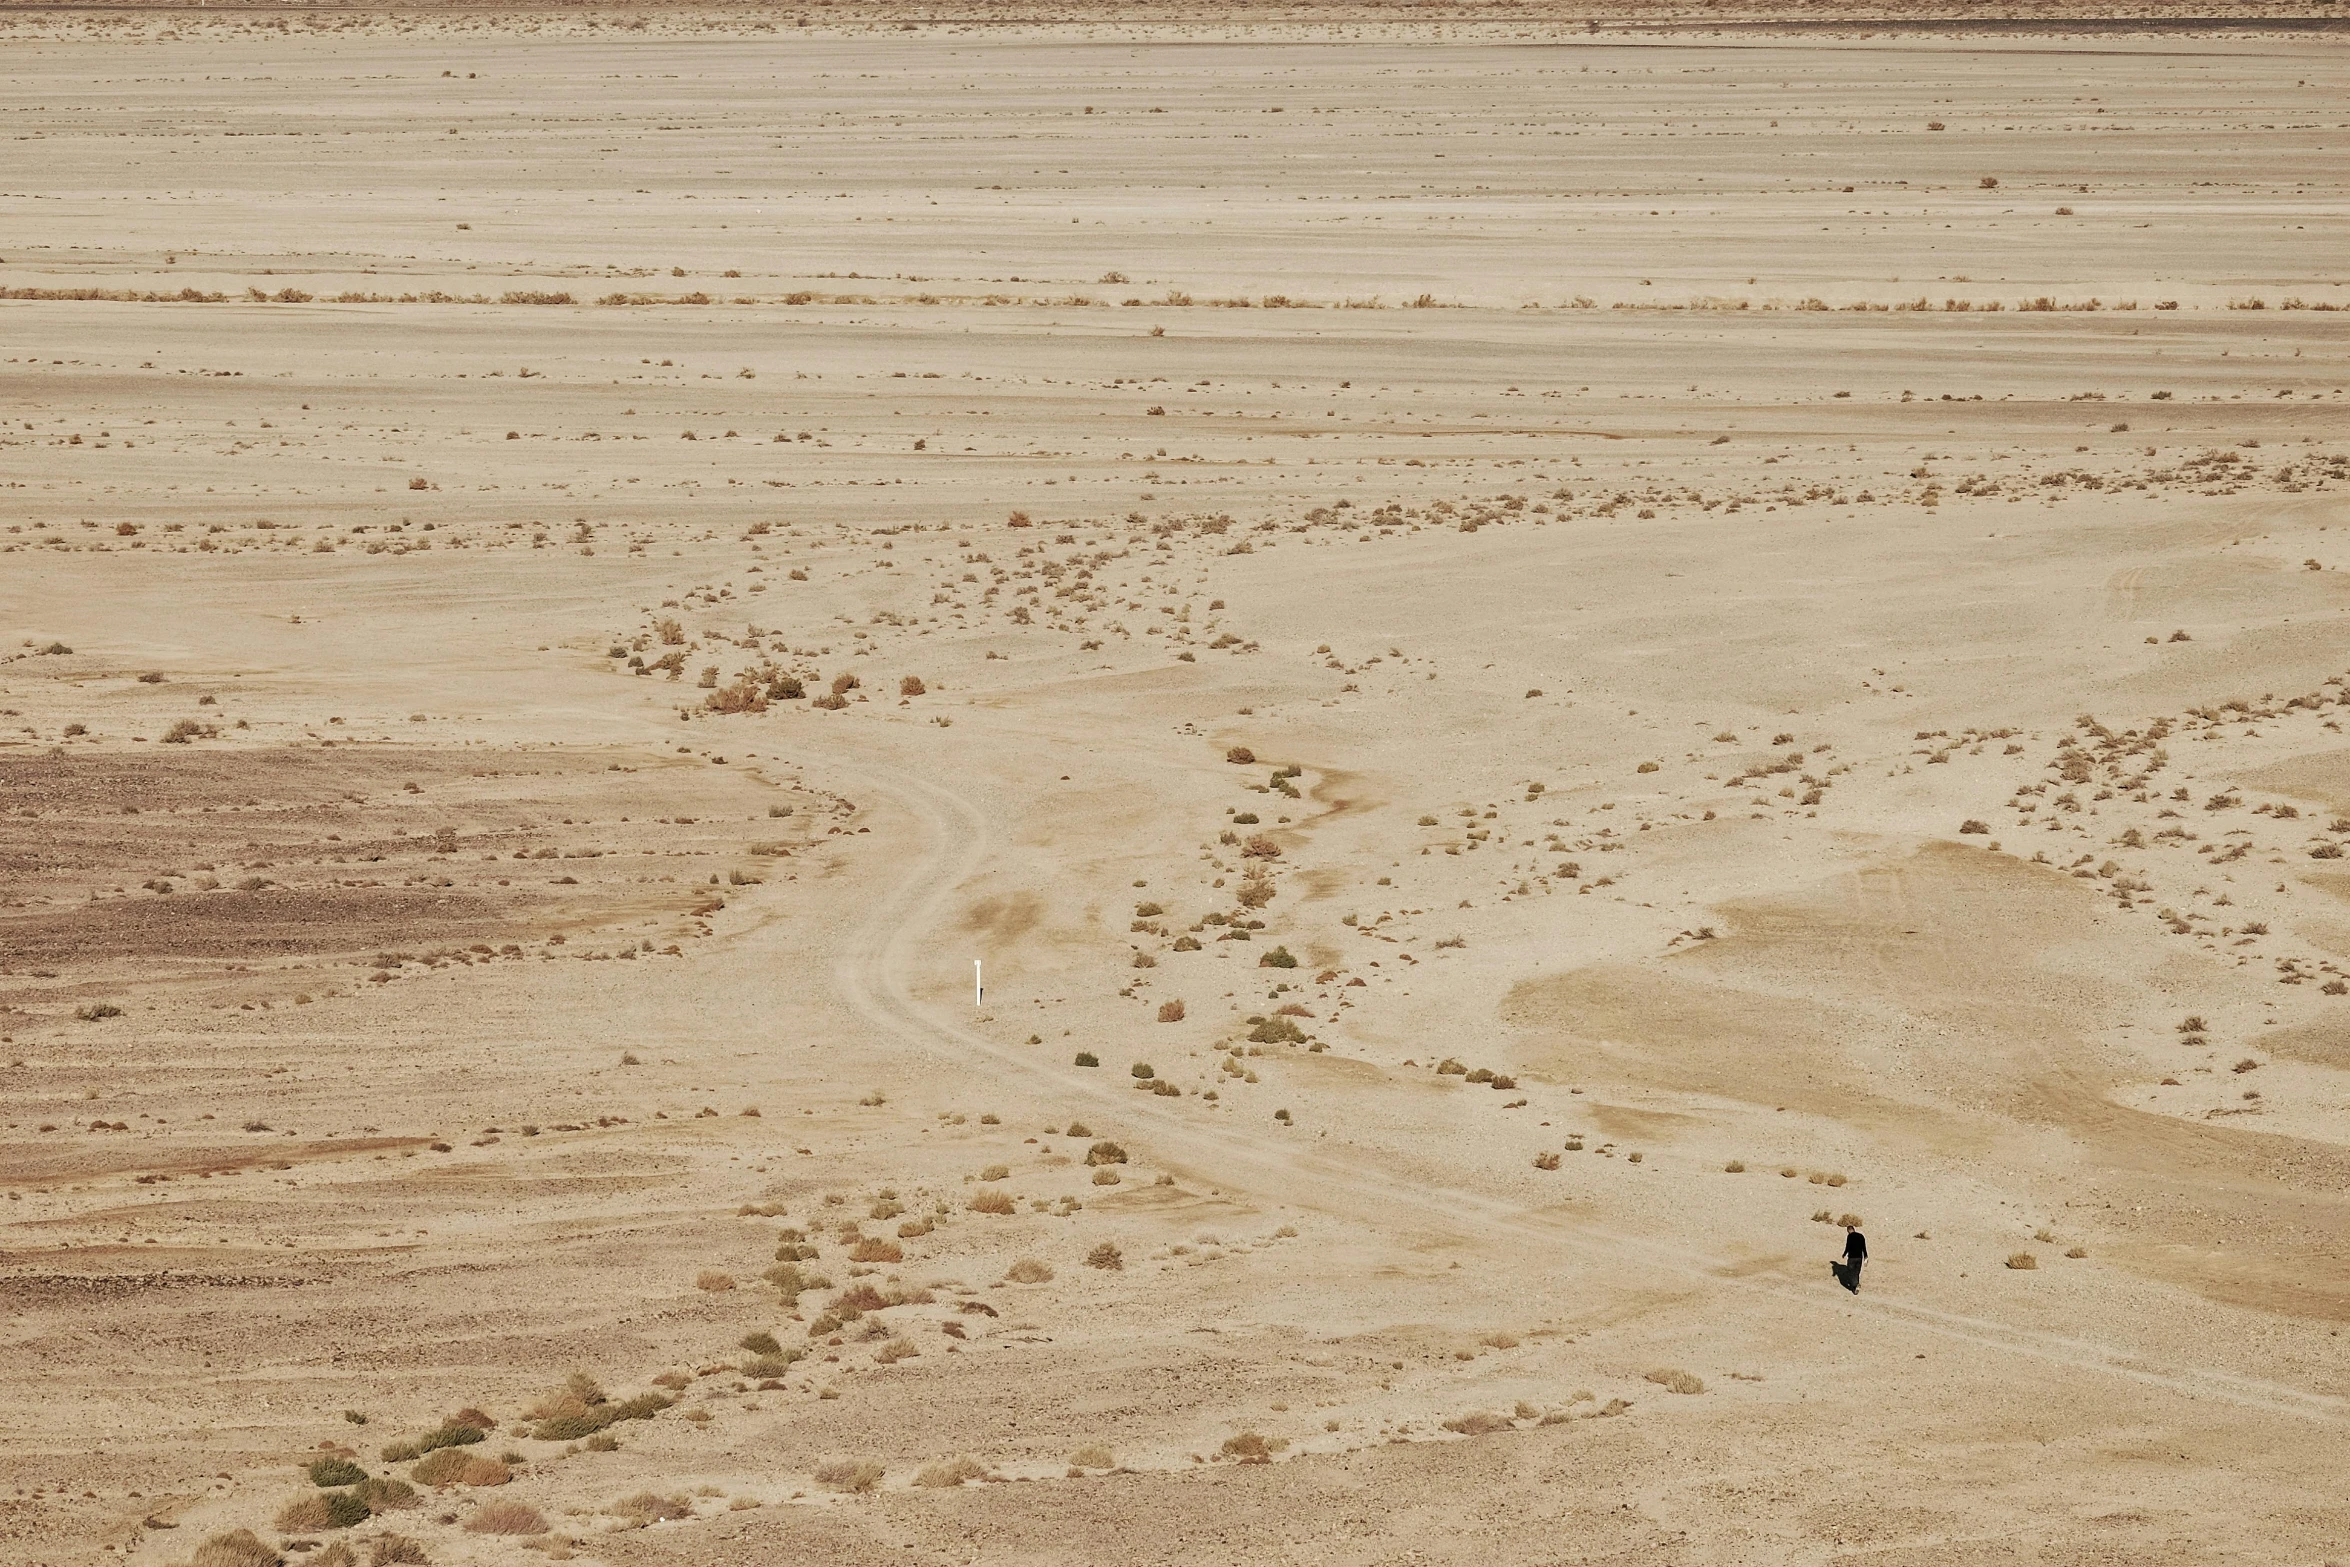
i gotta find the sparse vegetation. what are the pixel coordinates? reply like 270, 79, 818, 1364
914, 1457, 986, 1487
814, 1458, 885, 1493
462, 1499, 548, 1534
1644, 1368, 1705, 1395
411, 1448, 507, 1488
188, 1530, 281, 1567
1441, 1410, 1514, 1435
275, 1491, 369, 1531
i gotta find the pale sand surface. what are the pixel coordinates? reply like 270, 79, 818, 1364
3, 18, 2350, 1566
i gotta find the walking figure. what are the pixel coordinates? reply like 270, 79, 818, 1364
1833, 1223, 1867, 1293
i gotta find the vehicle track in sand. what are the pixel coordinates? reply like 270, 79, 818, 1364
823, 749, 2350, 1428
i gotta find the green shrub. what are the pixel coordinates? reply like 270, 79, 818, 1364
1248, 1017, 1306, 1044
1258, 946, 1298, 969
1131, 1062, 1155, 1079
1074, 1051, 1099, 1067
740, 1330, 781, 1356
308, 1457, 367, 1487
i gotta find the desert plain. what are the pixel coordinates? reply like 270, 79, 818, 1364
3, 6, 2350, 1564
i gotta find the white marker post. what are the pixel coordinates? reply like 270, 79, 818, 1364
974, 959, 983, 1009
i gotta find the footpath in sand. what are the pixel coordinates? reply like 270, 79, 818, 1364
2, 17, 2349, 1565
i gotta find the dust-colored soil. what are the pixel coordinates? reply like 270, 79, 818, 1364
4, 13, 2349, 1567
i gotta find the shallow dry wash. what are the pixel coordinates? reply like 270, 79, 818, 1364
3, 11, 2349, 1564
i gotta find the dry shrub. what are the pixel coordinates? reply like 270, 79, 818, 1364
1440, 1410, 1513, 1435
897, 1217, 933, 1238
978, 1163, 1010, 1181
464, 1499, 547, 1535
1219, 1432, 1277, 1463
705, 677, 768, 715
413, 1449, 506, 1487
899, 675, 926, 697
1084, 1140, 1128, 1166
1644, 1368, 1704, 1395
1069, 1445, 1114, 1469
1091, 1167, 1120, 1186
850, 1238, 903, 1263
1005, 1257, 1054, 1284
352, 1477, 417, 1512
969, 1188, 1015, 1215
275, 1492, 368, 1531
914, 1456, 985, 1488
836, 1282, 888, 1312
874, 1337, 919, 1364
613, 1492, 692, 1522
814, 1458, 885, 1493
1226, 746, 1256, 764
1085, 1242, 1123, 1270
2006, 1251, 2038, 1270
367, 1538, 427, 1567
190, 1531, 281, 1567
696, 1270, 736, 1292
1157, 999, 1186, 1023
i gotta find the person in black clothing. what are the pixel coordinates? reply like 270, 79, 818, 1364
1833, 1224, 1867, 1293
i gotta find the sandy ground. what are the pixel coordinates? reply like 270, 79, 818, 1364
4, 16, 2350, 1567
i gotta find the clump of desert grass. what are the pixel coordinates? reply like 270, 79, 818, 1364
463, 1498, 548, 1534
969, 1188, 1015, 1214
612, 1492, 692, 1523
1644, 1368, 1705, 1395
274, 1491, 369, 1531
814, 1458, 885, 1493
188, 1529, 282, 1567
377, 1409, 490, 1463
1218, 1432, 1284, 1463
913, 1456, 987, 1487
1004, 1257, 1054, 1283
412, 1449, 508, 1487
521, 1372, 673, 1442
